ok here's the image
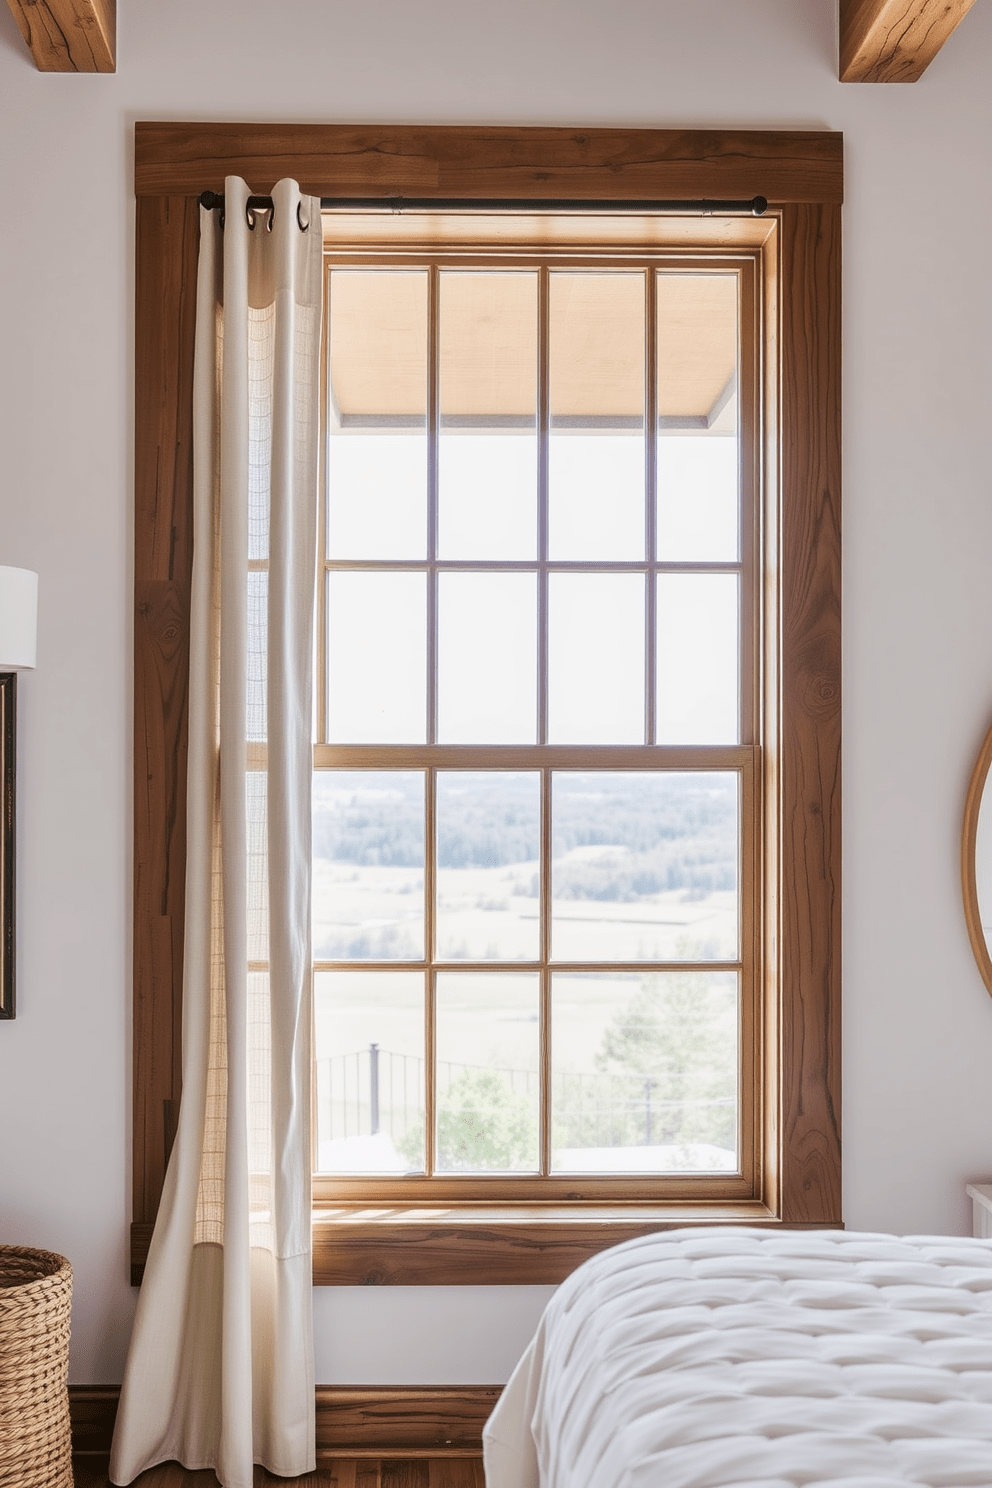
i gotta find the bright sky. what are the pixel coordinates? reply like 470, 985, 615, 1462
326, 431, 740, 746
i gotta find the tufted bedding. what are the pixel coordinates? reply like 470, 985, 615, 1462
482, 1227, 992, 1488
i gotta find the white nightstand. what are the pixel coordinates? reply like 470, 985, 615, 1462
966, 1184, 992, 1238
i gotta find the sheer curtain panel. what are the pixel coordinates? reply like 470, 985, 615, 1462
112, 177, 322, 1488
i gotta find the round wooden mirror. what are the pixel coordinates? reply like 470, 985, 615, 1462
962, 721, 992, 997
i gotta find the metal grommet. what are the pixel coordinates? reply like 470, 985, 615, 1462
297, 201, 310, 232
246, 195, 274, 231
199, 190, 225, 229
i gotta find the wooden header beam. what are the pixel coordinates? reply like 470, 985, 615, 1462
134, 124, 843, 203
840, 0, 979, 81
3, 0, 974, 82
5, 0, 115, 72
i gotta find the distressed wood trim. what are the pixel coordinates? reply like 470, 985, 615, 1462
839, 0, 979, 81
4, 0, 115, 72
134, 124, 843, 205
70, 1386, 497, 1457
777, 202, 842, 1221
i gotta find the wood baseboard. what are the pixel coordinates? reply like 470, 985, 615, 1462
315, 1387, 498, 1456
70, 1385, 499, 1457
70, 1388, 120, 1455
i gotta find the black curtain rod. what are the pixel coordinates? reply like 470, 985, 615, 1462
199, 189, 769, 224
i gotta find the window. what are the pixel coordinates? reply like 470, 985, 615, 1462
133, 126, 842, 1285
313, 231, 757, 1205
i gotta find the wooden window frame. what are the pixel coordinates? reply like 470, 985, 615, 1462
313, 241, 759, 1205
132, 124, 842, 1286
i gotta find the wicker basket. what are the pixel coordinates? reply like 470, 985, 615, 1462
0, 1246, 73, 1488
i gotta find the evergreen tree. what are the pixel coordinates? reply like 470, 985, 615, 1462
590, 970, 737, 1150
435, 1068, 536, 1170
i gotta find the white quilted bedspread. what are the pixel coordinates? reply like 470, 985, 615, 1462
482, 1228, 992, 1488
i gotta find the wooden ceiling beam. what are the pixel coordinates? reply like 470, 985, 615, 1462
1, 0, 978, 83
840, 0, 979, 81
5, 0, 115, 72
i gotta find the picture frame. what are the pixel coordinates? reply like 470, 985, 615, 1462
1, 673, 15, 1019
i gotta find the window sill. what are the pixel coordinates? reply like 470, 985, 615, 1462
130, 1204, 841, 1285
310, 1202, 842, 1286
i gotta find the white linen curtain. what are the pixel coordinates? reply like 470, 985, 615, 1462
111, 176, 322, 1488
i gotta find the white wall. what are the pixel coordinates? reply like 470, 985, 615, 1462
2, 0, 992, 1387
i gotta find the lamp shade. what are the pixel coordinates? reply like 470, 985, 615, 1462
0, 566, 38, 670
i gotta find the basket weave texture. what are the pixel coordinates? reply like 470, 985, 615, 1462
0, 1246, 73, 1488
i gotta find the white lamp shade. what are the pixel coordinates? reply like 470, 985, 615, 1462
0, 566, 38, 670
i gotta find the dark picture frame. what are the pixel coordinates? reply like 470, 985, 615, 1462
0, 673, 14, 1019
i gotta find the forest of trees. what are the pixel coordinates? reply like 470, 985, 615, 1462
312, 770, 737, 896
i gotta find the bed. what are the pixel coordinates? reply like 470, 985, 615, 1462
482, 1227, 992, 1488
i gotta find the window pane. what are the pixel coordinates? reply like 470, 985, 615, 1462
312, 771, 424, 960
657, 272, 739, 562
314, 971, 425, 1173
549, 272, 644, 561
327, 270, 428, 559
657, 573, 739, 744
439, 272, 537, 560
436, 773, 540, 961
247, 568, 267, 743
548, 573, 644, 744
437, 573, 536, 743
551, 772, 739, 962
551, 971, 738, 1172
327, 571, 426, 743
247, 769, 268, 963
657, 438, 738, 562
329, 436, 428, 560
549, 436, 644, 560
435, 973, 540, 1173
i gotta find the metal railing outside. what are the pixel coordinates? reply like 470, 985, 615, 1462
316, 1045, 734, 1153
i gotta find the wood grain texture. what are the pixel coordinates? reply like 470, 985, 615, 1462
839, 0, 979, 81
132, 196, 198, 1250
71, 1387, 495, 1468
778, 202, 843, 1224
130, 1203, 822, 1285
315, 1388, 498, 1453
133, 124, 843, 205
310, 1209, 789, 1286
72, 1460, 483, 1487
4, 0, 114, 71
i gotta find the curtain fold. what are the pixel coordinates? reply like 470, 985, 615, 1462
111, 176, 322, 1488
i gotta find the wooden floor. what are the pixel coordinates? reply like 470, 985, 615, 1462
72, 1456, 485, 1487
